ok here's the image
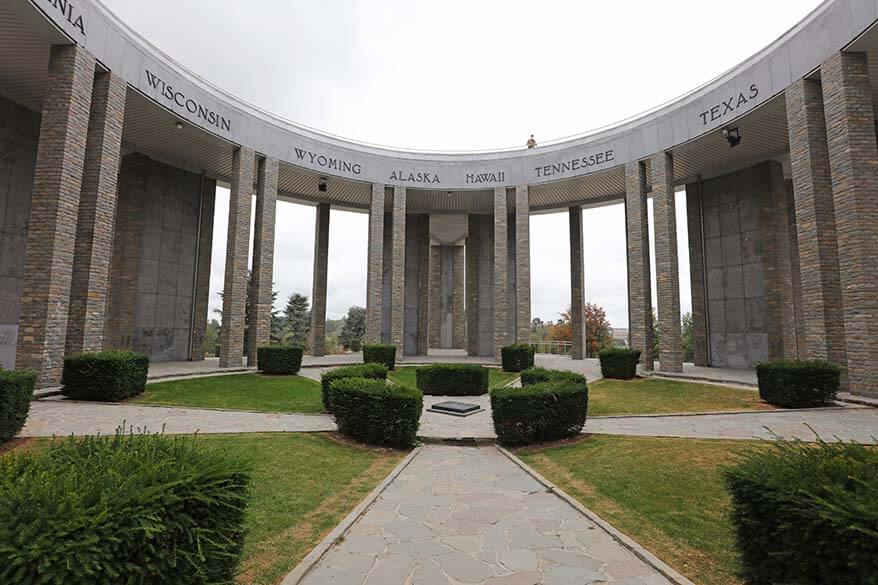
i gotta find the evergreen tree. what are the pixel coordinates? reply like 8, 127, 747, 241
282, 293, 310, 346
338, 306, 366, 348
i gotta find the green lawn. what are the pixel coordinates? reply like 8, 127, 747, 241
520, 435, 755, 585
388, 365, 518, 390
132, 373, 324, 413
589, 377, 774, 417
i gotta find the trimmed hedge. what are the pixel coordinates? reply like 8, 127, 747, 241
599, 347, 641, 379
756, 360, 840, 408
330, 378, 422, 448
0, 370, 35, 444
491, 381, 588, 446
363, 343, 396, 370
256, 345, 303, 375
321, 363, 388, 413
520, 367, 587, 387
62, 350, 149, 401
725, 439, 878, 585
501, 344, 535, 372
0, 430, 250, 584
416, 364, 489, 396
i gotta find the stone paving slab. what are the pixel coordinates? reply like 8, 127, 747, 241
297, 445, 671, 585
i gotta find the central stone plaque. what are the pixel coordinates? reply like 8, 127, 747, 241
429, 401, 483, 417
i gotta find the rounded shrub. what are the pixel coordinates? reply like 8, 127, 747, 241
725, 439, 878, 585
62, 350, 149, 401
330, 378, 422, 448
501, 343, 535, 372
349, 339, 362, 352
256, 345, 304, 375
598, 347, 641, 380
321, 363, 388, 413
0, 430, 250, 584
756, 360, 840, 408
363, 343, 397, 370
520, 367, 587, 387
416, 364, 489, 396
491, 381, 588, 446
0, 370, 35, 444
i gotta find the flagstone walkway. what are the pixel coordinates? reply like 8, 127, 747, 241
295, 445, 674, 585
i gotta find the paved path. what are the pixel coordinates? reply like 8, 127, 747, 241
298, 445, 671, 585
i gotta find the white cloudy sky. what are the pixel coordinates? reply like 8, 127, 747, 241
104, 0, 821, 327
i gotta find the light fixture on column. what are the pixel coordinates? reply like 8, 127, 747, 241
318, 177, 327, 192
722, 127, 741, 148
174, 121, 184, 130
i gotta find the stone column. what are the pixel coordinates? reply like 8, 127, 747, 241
821, 51, 878, 396
785, 78, 847, 377
493, 187, 508, 358
452, 246, 466, 349
625, 161, 654, 370
514, 185, 531, 343
16, 45, 95, 387
651, 151, 683, 373
309, 203, 330, 356
247, 156, 278, 365
685, 181, 708, 366
785, 180, 807, 358
428, 245, 441, 349
466, 215, 480, 356
416, 215, 430, 356
569, 206, 586, 360
389, 187, 406, 357
66, 72, 127, 356
219, 147, 255, 368
190, 177, 216, 360
365, 184, 385, 343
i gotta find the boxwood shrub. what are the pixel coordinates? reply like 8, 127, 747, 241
520, 367, 587, 387
598, 347, 641, 379
0, 370, 35, 444
725, 439, 878, 585
756, 360, 840, 408
491, 381, 588, 446
321, 363, 388, 413
363, 343, 397, 370
256, 344, 304, 375
416, 364, 489, 396
330, 378, 422, 448
501, 343, 535, 372
0, 430, 250, 584
62, 350, 149, 401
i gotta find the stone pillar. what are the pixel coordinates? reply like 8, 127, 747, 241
309, 203, 330, 356
651, 151, 683, 373
190, 177, 216, 360
66, 72, 127, 355
452, 246, 466, 349
569, 207, 587, 359
365, 184, 385, 343
466, 215, 480, 356
428, 245, 441, 349
247, 156, 278, 365
756, 161, 798, 360
625, 161, 654, 370
218, 147, 255, 368
821, 51, 878, 396
389, 187, 406, 357
785, 180, 807, 358
685, 181, 708, 366
416, 215, 430, 355
785, 78, 847, 377
16, 45, 95, 387
493, 187, 508, 358
514, 185, 531, 343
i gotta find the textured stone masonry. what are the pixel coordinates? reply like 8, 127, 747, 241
785, 179, 807, 358
365, 184, 385, 343
390, 187, 406, 358
452, 245, 466, 349
416, 215, 430, 355
569, 206, 586, 360
626, 161, 654, 370
190, 177, 216, 360
309, 202, 330, 356
821, 51, 878, 397
428, 245, 441, 348
493, 188, 507, 359
685, 182, 708, 366
248, 156, 278, 364
66, 71, 127, 356
219, 147, 254, 368
651, 151, 683, 372
16, 44, 95, 387
514, 185, 531, 343
465, 215, 480, 356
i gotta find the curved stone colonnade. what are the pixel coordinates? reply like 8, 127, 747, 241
2, 0, 877, 397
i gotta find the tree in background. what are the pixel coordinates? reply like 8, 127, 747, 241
203, 319, 220, 357
681, 312, 694, 363
339, 306, 366, 349
543, 304, 613, 357
281, 293, 310, 347
530, 317, 548, 342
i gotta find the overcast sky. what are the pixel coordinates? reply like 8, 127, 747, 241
104, 0, 821, 327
